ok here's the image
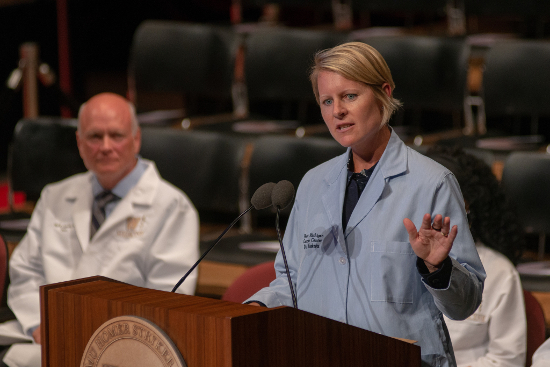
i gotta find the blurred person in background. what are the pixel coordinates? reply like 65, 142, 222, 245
427, 145, 526, 367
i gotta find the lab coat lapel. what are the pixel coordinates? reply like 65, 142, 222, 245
344, 129, 408, 236
321, 151, 349, 253
70, 173, 94, 252
344, 166, 385, 237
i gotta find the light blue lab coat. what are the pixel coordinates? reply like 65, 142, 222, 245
247, 129, 485, 367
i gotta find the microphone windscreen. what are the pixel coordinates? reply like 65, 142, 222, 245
272, 180, 295, 210
251, 182, 276, 210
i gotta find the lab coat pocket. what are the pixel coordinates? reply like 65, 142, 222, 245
370, 241, 416, 303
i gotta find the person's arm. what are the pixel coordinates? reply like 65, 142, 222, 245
471, 269, 526, 367
7, 196, 47, 337
404, 173, 485, 321
142, 191, 199, 295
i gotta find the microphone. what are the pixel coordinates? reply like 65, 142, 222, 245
251, 182, 276, 210
171, 182, 276, 293
272, 180, 298, 309
271, 180, 295, 209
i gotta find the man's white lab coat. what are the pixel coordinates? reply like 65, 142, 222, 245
1, 160, 199, 367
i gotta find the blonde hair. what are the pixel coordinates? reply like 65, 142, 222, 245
310, 42, 402, 126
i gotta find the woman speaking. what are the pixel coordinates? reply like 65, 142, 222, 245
247, 42, 485, 367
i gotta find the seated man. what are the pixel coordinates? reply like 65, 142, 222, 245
0, 93, 199, 367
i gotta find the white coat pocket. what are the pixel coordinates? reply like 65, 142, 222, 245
370, 241, 416, 304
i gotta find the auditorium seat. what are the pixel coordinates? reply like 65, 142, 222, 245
501, 152, 550, 262
8, 118, 85, 203
523, 290, 546, 367
128, 20, 238, 124
347, 34, 469, 134
140, 128, 281, 273
188, 26, 347, 135
0, 118, 86, 242
482, 39, 550, 136
139, 127, 248, 224
248, 134, 346, 224
190, 26, 347, 135
141, 127, 279, 280
243, 26, 346, 127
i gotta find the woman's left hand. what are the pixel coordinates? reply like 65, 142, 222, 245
403, 213, 457, 272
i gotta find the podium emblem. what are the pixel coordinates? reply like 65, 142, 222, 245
80, 315, 186, 367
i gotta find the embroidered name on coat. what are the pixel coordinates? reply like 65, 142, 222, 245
54, 222, 74, 232
303, 232, 324, 249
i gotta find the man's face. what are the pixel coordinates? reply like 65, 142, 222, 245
76, 94, 141, 189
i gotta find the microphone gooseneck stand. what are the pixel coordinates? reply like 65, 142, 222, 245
171, 206, 253, 293
171, 181, 276, 293
275, 207, 297, 309
271, 180, 297, 309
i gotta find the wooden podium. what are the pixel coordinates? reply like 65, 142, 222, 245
40, 276, 420, 366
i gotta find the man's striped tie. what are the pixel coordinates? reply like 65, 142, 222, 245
90, 191, 119, 239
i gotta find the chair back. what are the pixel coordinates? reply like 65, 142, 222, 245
243, 27, 346, 124
8, 118, 86, 203
245, 27, 346, 104
483, 40, 550, 117
501, 152, 550, 235
129, 20, 237, 114
222, 261, 276, 303
524, 290, 546, 367
140, 127, 248, 222
248, 135, 346, 220
348, 35, 469, 113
